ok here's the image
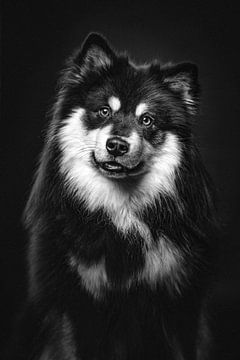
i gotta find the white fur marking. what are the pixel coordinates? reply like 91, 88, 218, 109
140, 132, 181, 199
135, 102, 148, 117
70, 256, 108, 299
142, 237, 183, 289
108, 96, 121, 112
110, 205, 152, 244
126, 131, 139, 153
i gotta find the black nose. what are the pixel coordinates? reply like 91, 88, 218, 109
106, 137, 129, 156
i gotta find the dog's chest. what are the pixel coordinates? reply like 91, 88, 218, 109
70, 205, 184, 299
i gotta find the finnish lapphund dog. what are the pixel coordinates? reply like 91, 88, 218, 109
8, 33, 217, 360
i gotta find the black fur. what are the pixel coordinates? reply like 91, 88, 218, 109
6, 33, 217, 360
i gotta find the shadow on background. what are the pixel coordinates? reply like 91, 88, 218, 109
1, 1, 240, 359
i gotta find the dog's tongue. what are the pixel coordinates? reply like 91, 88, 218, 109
102, 162, 124, 172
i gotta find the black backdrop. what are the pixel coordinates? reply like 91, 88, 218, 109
1, 1, 240, 359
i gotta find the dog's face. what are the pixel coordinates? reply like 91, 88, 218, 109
57, 33, 199, 208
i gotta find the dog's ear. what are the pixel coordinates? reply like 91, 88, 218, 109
161, 63, 199, 114
73, 33, 116, 74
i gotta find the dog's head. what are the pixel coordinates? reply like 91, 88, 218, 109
56, 33, 199, 208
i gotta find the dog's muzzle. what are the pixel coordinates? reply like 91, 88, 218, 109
92, 134, 147, 179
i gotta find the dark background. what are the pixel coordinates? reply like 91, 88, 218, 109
1, 1, 240, 358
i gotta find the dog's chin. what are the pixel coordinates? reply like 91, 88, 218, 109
92, 153, 146, 179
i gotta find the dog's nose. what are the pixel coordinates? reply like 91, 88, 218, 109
106, 137, 129, 156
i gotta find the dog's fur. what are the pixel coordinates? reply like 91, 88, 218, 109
8, 33, 217, 360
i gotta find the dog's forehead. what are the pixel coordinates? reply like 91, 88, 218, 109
106, 84, 161, 116
106, 93, 160, 117
110, 66, 167, 113
85, 66, 164, 114
107, 95, 149, 117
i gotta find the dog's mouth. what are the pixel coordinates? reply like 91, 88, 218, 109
92, 154, 145, 178
101, 161, 126, 173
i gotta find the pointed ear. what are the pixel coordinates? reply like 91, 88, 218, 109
73, 33, 116, 75
161, 63, 199, 114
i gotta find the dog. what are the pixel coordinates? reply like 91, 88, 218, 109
9, 33, 217, 360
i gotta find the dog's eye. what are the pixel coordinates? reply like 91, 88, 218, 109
141, 115, 154, 128
98, 107, 111, 118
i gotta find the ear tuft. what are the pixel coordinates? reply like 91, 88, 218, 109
74, 32, 115, 75
161, 62, 199, 114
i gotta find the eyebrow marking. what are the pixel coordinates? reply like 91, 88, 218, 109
135, 102, 148, 117
108, 96, 121, 112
